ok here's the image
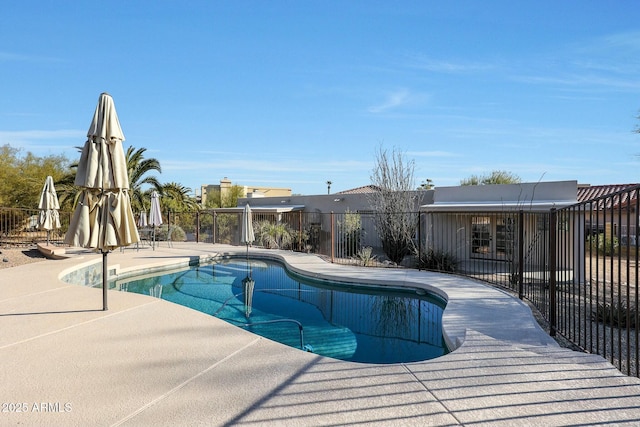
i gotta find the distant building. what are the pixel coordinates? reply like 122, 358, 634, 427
577, 183, 640, 237
200, 177, 292, 206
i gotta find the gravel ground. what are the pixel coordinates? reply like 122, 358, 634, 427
0, 246, 47, 269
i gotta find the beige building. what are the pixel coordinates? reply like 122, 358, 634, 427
200, 177, 292, 206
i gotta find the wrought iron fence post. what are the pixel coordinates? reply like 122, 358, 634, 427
195, 210, 200, 243
330, 211, 335, 263
213, 211, 217, 244
298, 210, 302, 251
518, 210, 524, 299
549, 208, 557, 336
418, 211, 422, 270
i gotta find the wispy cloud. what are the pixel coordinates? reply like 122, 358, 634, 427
408, 150, 459, 158
0, 51, 62, 63
405, 54, 497, 74
511, 30, 640, 92
0, 129, 86, 146
0, 130, 83, 140
0, 129, 85, 154
368, 89, 422, 113
161, 157, 370, 175
582, 30, 640, 55
513, 73, 640, 92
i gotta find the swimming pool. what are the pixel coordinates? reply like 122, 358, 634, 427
115, 257, 448, 364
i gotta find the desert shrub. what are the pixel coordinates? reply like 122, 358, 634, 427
339, 209, 362, 257
168, 225, 186, 242
417, 249, 458, 272
356, 246, 376, 266
254, 220, 295, 249
592, 302, 637, 328
152, 225, 186, 242
587, 233, 618, 256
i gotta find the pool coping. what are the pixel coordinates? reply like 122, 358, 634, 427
2, 242, 640, 426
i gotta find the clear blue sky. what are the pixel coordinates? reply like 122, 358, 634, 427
1, 1, 639, 196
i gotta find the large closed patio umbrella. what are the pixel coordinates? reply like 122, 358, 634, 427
64, 92, 139, 311
38, 175, 61, 245
148, 190, 162, 250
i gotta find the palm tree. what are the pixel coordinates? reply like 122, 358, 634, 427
57, 146, 162, 213
161, 182, 198, 212
126, 146, 162, 213
54, 146, 83, 211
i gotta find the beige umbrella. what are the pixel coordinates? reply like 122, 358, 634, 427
64, 92, 139, 310
148, 190, 162, 250
138, 210, 148, 228
242, 275, 254, 319
240, 205, 255, 319
240, 203, 254, 256
38, 175, 61, 244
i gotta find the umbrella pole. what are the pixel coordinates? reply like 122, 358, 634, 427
102, 251, 108, 311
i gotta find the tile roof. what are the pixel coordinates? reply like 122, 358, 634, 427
577, 184, 640, 209
336, 185, 381, 194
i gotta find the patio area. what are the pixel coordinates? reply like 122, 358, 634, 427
2, 242, 640, 426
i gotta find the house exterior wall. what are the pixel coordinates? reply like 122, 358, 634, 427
238, 191, 434, 214
428, 180, 578, 211
238, 181, 582, 281
422, 181, 581, 281
238, 191, 433, 257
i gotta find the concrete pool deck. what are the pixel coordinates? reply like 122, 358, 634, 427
1, 242, 640, 426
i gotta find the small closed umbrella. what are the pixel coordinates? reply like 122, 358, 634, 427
38, 175, 61, 245
240, 203, 254, 256
64, 92, 139, 310
135, 211, 148, 251
148, 190, 162, 250
138, 211, 147, 228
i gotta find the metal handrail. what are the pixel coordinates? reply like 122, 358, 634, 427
230, 318, 306, 350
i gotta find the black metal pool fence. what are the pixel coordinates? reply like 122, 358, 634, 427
3, 185, 639, 377
0, 207, 71, 246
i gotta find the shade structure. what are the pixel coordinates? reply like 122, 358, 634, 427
240, 203, 255, 254
148, 190, 162, 249
64, 93, 139, 310
38, 175, 61, 244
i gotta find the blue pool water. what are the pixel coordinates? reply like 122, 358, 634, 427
116, 257, 448, 364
